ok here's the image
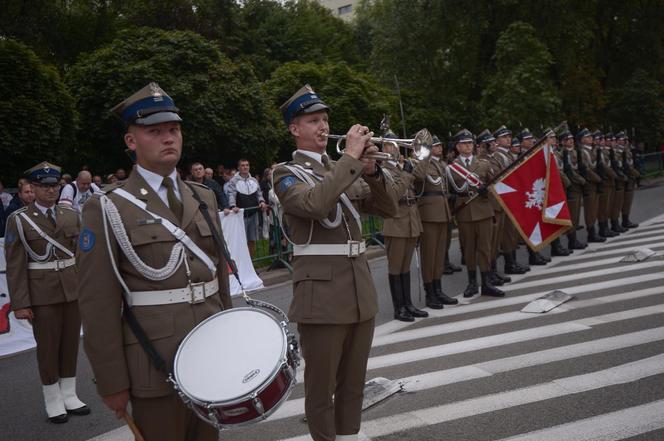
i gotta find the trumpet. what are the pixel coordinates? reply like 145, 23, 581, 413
326, 128, 433, 161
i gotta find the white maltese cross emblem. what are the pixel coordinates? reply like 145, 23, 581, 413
525, 178, 546, 210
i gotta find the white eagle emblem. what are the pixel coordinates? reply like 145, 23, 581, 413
525, 178, 546, 210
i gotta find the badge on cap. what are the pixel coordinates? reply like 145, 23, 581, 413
79, 228, 96, 252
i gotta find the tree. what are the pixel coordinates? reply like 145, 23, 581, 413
65, 27, 281, 174
481, 21, 562, 130
0, 39, 76, 184
265, 61, 396, 161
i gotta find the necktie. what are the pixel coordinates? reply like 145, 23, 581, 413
162, 177, 183, 221
46, 208, 56, 227
321, 155, 331, 171
464, 158, 470, 168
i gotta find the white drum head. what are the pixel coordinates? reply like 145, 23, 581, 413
174, 308, 286, 403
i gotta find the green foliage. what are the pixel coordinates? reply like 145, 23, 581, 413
0, 39, 76, 184
481, 21, 561, 130
65, 27, 281, 174
265, 61, 396, 160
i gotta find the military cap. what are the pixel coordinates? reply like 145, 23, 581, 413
453, 129, 474, 144
279, 84, 330, 125
605, 131, 615, 140
431, 135, 443, 146
111, 82, 181, 126
511, 137, 521, 148
493, 125, 512, 138
576, 128, 592, 140
477, 129, 495, 144
518, 128, 534, 141
615, 131, 626, 140
592, 130, 603, 139
25, 161, 61, 185
558, 130, 573, 141
542, 127, 556, 138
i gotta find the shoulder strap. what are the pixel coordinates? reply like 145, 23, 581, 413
17, 212, 75, 259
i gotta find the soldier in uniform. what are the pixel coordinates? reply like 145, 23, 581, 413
447, 129, 504, 298
493, 126, 529, 274
5, 162, 89, 423
619, 133, 640, 229
609, 133, 628, 233
476, 129, 511, 286
577, 128, 605, 242
443, 141, 462, 275
560, 130, 588, 249
77, 83, 232, 441
545, 128, 573, 256
273, 85, 399, 441
414, 135, 458, 309
381, 136, 429, 322
596, 132, 619, 238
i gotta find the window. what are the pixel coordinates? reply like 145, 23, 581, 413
338, 4, 352, 15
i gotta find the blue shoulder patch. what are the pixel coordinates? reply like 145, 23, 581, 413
4, 230, 16, 245
78, 228, 96, 252
279, 176, 297, 192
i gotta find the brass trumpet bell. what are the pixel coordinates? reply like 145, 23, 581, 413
327, 128, 432, 161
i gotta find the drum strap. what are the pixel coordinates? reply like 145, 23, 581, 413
121, 294, 170, 375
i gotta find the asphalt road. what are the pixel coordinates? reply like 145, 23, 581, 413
1, 181, 663, 441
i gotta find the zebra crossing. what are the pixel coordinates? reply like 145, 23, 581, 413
229, 214, 664, 441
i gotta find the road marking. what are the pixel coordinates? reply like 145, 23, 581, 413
495, 399, 664, 441
268, 326, 664, 422
549, 242, 664, 263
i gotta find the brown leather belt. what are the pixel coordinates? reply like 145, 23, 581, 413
399, 197, 417, 206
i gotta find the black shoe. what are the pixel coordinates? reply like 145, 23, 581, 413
424, 282, 443, 309
48, 414, 68, 424
611, 219, 627, 233
434, 279, 458, 305
491, 260, 511, 283
586, 225, 606, 243
567, 232, 587, 249
599, 221, 618, 238
528, 250, 548, 265
463, 271, 479, 298
67, 405, 91, 416
443, 263, 455, 275
503, 252, 527, 274
551, 239, 571, 256
389, 274, 414, 322
496, 272, 511, 283
489, 272, 504, 286
622, 216, 638, 229
481, 272, 505, 297
401, 273, 428, 318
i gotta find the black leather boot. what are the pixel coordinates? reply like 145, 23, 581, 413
528, 248, 548, 265
551, 238, 571, 256
463, 270, 479, 298
567, 231, 587, 249
504, 252, 527, 274
424, 282, 443, 309
401, 273, 428, 318
599, 221, 617, 238
514, 250, 531, 272
389, 274, 414, 322
434, 279, 458, 305
481, 271, 505, 297
587, 225, 606, 242
611, 218, 626, 233
622, 215, 638, 229
492, 259, 511, 283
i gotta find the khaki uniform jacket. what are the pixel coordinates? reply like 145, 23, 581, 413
483, 153, 503, 212
5, 204, 79, 309
564, 148, 587, 186
580, 145, 602, 184
450, 156, 495, 222
624, 148, 641, 178
273, 152, 398, 325
382, 161, 423, 238
599, 149, 618, 182
554, 150, 571, 188
77, 172, 232, 398
413, 157, 451, 223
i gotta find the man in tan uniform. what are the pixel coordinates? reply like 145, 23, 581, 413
609, 133, 629, 234
596, 132, 619, 238
577, 128, 605, 243
382, 137, 429, 322
560, 130, 588, 249
619, 133, 640, 229
77, 83, 232, 441
545, 128, 573, 256
5, 162, 89, 423
273, 85, 399, 441
476, 129, 511, 286
414, 135, 458, 309
448, 129, 504, 298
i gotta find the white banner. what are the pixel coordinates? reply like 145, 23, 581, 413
219, 210, 264, 295
0, 238, 38, 357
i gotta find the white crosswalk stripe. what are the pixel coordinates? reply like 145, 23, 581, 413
88, 214, 664, 441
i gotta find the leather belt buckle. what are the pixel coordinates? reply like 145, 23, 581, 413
348, 240, 361, 257
189, 282, 206, 304
54, 260, 66, 272
468, 190, 477, 197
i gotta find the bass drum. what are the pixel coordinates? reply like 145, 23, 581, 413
173, 307, 298, 429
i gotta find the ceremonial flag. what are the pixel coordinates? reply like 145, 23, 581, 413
490, 144, 572, 251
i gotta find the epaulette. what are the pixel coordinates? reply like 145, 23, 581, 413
6, 206, 28, 220
57, 204, 77, 212
99, 181, 125, 195
185, 180, 209, 189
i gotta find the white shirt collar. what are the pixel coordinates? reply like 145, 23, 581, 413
35, 201, 56, 216
461, 155, 474, 163
295, 149, 325, 165
136, 164, 178, 196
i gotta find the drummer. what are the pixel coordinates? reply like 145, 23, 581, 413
77, 83, 232, 441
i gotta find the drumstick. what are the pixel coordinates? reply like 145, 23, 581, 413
122, 411, 146, 441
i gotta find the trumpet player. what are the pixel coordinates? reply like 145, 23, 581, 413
381, 135, 429, 321
413, 135, 459, 309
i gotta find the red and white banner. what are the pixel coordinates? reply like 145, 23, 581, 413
490, 145, 572, 251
